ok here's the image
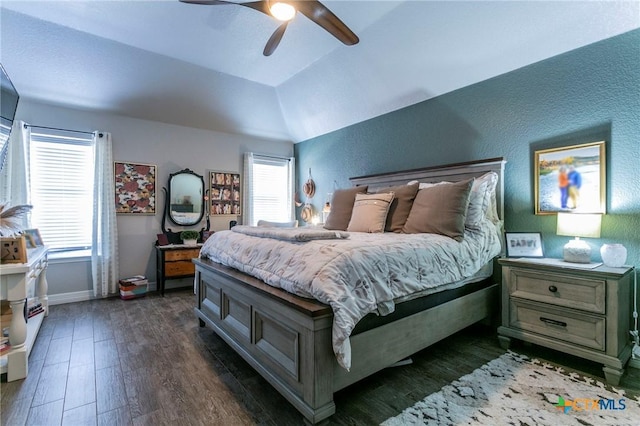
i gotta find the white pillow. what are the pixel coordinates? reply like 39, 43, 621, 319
257, 220, 298, 228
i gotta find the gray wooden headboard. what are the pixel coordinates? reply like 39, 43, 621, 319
349, 157, 507, 220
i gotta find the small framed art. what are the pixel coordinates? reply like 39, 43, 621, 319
114, 162, 157, 214
505, 232, 544, 258
209, 171, 241, 216
23, 228, 44, 248
534, 141, 605, 215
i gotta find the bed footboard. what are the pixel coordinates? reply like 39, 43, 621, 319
193, 258, 337, 424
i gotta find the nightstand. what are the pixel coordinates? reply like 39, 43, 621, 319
497, 257, 633, 385
156, 245, 201, 296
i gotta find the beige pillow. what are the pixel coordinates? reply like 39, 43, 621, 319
402, 178, 474, 241
324, 186, 368, 231
347, 192, 395, 233
377, 183, 419, 232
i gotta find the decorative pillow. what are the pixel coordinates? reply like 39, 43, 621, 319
347, 192, 395, 233
402, 178, 474, 241
324, 186, 368, 231
377, 183, 419, 232
466, 171, 499, 229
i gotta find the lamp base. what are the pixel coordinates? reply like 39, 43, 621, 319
563, 238, 591, 263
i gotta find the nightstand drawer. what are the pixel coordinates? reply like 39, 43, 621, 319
508, 268, 605, 314
165, 261, 196, 277
165, 249, 200, 262
510, 299, 605, 351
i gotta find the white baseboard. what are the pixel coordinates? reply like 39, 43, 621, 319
48, 290, 94, 306
47, 281, 158, 306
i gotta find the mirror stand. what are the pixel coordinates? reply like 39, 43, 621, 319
160, 168, 209, 244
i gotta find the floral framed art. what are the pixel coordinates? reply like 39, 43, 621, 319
534, 141, 606, 215
114, 162, 157, 214
209, 171, 241, 216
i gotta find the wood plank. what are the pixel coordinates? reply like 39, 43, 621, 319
95, 365, 128, 414
62, 402, 97, 426
65, 364, 96, 410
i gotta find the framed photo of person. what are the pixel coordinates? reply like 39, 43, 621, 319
534, 141, 606, 215
505, 232, 544, 258
23, 228, 44, 248
209, 171, 241, 216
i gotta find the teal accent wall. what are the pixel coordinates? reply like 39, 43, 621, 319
295, 29, 639, 267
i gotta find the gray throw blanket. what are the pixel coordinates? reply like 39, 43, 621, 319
231, 225, 349, 242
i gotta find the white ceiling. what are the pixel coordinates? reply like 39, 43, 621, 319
1, 1, 638, 142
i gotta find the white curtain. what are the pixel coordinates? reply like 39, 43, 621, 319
242, 152, 254, 226
91, 132, 119, 297
0, 121, 31, 231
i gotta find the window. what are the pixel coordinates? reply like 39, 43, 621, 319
29, 129, 95, 252
246, 154, 294, 225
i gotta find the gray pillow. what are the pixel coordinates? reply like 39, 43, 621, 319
378, 183, 419, 232
402, 178, 474, 241
324, 186, 368, 231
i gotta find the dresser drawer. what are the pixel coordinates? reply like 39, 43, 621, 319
509, 299, 605, 351
508, 268, 605, 314
165, 261, 196, 277
164, 249, 200, 262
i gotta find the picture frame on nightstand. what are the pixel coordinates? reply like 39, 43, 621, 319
505, 232, 544, 258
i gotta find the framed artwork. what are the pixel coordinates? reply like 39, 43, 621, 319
114, 162, 157, 214
534, 141, 605, 215
505, 232, 544, 258
209, 171, 241, 216
23, 228, 44, 248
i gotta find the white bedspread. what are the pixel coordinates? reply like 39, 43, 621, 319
200, 220, 501, 370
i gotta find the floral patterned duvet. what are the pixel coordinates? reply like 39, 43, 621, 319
200, 221, 502, 370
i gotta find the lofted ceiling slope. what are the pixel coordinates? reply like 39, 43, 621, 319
1, 1, 638, 143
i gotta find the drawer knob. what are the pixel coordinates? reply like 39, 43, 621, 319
548, 285, 558, 293
540, 317, 567, 327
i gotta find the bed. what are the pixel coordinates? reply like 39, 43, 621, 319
193, 157, 506, 424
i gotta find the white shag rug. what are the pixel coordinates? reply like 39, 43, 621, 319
382, 351, 640, 426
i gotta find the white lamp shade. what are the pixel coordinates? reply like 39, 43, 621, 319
556, 213, 601, 238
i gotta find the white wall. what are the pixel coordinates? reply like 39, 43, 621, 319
17, 99, 293, 299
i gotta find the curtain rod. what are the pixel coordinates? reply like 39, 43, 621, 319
255, 153, 292, 161
24, 123, 96, 136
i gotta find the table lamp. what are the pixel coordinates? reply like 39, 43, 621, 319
556, 213, 601, 263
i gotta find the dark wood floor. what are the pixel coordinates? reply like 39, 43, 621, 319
2, 289, 638, 425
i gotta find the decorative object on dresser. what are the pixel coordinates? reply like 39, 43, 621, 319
0, 203, 32, 236
600, 243, 627, 268
0, 235, 28, 264
114, 161, 157, 214
534, 141, 606, 215
0, 245, 48, 381
22, 228, 43, 248
556, 213, 602, 263
156, 245, 201, 296
497, 257, 633, 385
504, 232, 544, 258
194, 157, 506, 423
180, 230, 200, 246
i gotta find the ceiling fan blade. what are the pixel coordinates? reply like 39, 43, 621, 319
179, 0, 233, 5
263, 23, 288, 56
293, 0, 359, 46
239, 1, 271, 16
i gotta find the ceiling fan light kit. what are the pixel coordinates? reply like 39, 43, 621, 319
179, 0, 359, 56
269, 1, 296, 21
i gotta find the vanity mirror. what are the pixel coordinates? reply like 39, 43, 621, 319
161, 168, 208, 242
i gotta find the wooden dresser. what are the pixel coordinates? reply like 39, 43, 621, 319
156, 245, 201, 296
0, 246, 49, 381
498, 257, 633, 385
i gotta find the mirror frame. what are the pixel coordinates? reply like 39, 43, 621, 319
166, 168, 205, 227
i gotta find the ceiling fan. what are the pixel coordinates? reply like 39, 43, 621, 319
179, 0, 359, 56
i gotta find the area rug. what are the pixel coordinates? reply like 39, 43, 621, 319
382, 351, 640, 426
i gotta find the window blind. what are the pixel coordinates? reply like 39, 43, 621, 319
29, 130, 95, 251
249, 155, 293, 225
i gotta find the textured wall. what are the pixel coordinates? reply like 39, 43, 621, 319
296, 29, 639, 268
